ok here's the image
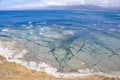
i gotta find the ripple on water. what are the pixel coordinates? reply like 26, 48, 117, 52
0, 23, 120, 78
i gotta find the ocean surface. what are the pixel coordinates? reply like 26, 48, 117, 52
0, 10, 120, 76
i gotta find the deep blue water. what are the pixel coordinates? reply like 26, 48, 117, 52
0, 10, 120, 27
0, 10, 120, 74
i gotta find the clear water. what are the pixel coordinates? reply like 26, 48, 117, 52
0, 10, 120, 74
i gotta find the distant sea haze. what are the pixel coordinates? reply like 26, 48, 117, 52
43, 5, 120, 11
0, 0, 120, 10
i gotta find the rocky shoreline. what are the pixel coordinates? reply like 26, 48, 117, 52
0, 39, 120, 80
0, 55, 120, 80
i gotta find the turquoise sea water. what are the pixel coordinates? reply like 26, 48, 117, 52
0, 10, 120, 75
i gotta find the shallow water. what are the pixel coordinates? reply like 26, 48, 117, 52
0, 10, 120, 75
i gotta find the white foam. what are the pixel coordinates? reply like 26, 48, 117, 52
1, 28, 9, 32
63, 30, 75, 35
0, 45, 14, 60
108, 28, 116, 32
40, 27, 50, 31
25, 26, 33, 29
14, 49, 28, 59
21, 61, 28, 67
76, 16, 81, 19
28, 21, 32, 24
40, 22, 46, 25
60, 26, 65, 29
39, 32, 43, 35
0, 43, 119, 78
38, 62, 49, 68
118, 25, 120, 27
117, 14, 120, 16
28, 61, 37, 69
21, 24, 26, 27
0, 45, 87, 77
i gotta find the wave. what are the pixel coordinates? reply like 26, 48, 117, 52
0, 22, 120, 78
0, 39, 120, 78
